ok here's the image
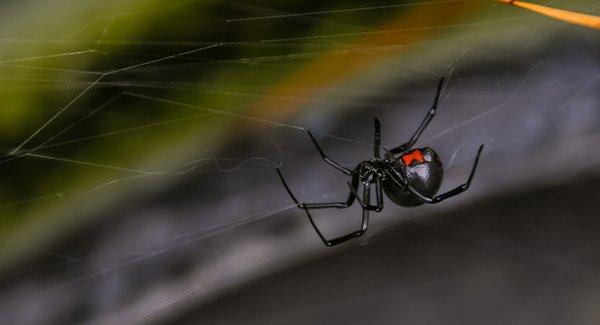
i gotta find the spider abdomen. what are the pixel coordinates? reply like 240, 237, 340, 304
383, 147, 444, 207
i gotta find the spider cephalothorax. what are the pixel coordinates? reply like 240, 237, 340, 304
277, 77, 484, 247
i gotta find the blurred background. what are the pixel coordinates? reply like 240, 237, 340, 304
0, 0, 599, 324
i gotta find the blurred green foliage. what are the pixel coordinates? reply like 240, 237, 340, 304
0, 0, 595, 268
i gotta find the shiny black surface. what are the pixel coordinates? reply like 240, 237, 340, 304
383, 147, 444, 207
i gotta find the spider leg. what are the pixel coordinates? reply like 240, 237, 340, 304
316, 183, 373, 246
390, 77, 445, 154
307, 131, 352, 175
427, 144, 484, 203
375, 177, 383, 210
326, 206, 369, 246
276, 168, 358, 209
389, 145, 484, 204
374, 118, 381, 158
326, 181, 372, 245
347, 177, 383, 212
276, 168, 369, 246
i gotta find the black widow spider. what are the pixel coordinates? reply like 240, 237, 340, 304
276, 77, 484, 247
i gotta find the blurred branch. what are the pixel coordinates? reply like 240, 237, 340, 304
496, 0, 600, 30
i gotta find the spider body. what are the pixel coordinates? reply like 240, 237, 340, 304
277, 77, 484, 246
382, 147, 444, 207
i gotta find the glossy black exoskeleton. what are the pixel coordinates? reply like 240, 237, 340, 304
382, 147, 444, 207
277, 77, 484, 246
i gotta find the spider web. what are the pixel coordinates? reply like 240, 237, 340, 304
0, 0, 599, 323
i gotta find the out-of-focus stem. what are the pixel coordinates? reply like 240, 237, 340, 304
496, 0, 600, 30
